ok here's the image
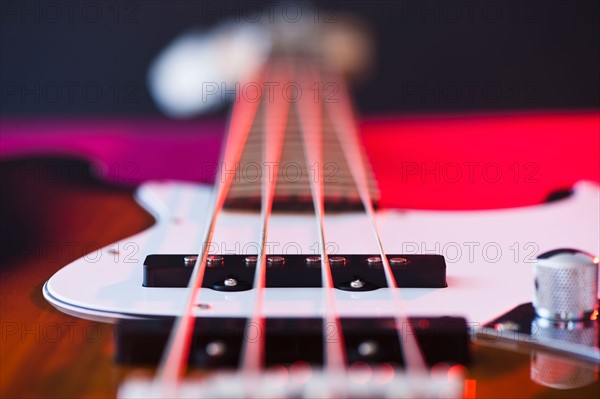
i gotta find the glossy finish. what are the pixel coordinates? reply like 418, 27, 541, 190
1, 110, 599, 398
2, 173, 598, 398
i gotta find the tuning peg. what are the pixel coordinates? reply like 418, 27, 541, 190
148, 23, 272, 118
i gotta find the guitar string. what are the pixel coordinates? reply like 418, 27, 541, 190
325, 74, 427, 372
154, 70, 265, 394
296, 61, 348, 375
155, 59, 422, 395
240, 60, 290, 373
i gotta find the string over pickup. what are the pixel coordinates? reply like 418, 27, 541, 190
115, 316, 469, 368
142, 254, 447, 290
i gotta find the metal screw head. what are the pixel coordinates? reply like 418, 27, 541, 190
224, 278, 238, 287
390, 257, 408, 266
207, 255, 224, 266
267, 256, 285, 266
367, 256, 382, 265
357, 340, 379, 357
205, 340, 226, 357
330, 256, 347, 266
350, 279, 365, 289
183, 256, 198, 266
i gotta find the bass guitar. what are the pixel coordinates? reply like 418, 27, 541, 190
1, 16, 598, 399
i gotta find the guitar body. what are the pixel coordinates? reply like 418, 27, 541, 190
0, 167, 151, 398
1, 111, 599, 398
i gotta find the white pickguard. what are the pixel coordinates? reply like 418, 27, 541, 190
44, 180, 600, 328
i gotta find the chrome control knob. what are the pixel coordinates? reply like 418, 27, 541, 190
533, 249, 599, 321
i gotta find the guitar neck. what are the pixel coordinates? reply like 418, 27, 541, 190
224, 61, 379, 211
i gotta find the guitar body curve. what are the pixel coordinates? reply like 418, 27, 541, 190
44, 180, 600, 326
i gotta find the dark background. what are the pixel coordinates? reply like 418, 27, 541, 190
1, 0, 599, 116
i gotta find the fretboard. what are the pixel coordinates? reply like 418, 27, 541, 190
224, 79, 380, 211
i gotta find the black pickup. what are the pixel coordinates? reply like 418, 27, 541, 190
142, 254, 447, 290
115, 316, 469, 368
